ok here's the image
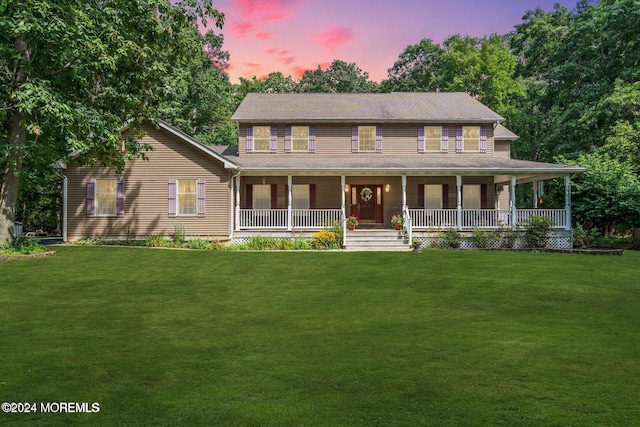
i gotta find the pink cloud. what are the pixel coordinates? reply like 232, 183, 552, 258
310, 26, 354, 52
266, 48, 278, 54
236, 0, 299, 19
255, 31, 274, 40
231, 21, 255, 38
281, 56, 296, 64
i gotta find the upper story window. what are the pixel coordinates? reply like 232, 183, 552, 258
253, 126, 271, 152
463, 126, 480, 152
425, 127, 442, 152
95, 179, 117, 216
292, 126, 309, 151
358, 126, 376, 152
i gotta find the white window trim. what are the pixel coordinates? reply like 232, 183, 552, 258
424, 126, 441, 152
358, 126, 376, 152
95, 178, 117, 217
463, 126, 480, 152
253, 125, 271, 152
424, 184, 443, 209
177, 178, 197, 216
291, 126, 309, 152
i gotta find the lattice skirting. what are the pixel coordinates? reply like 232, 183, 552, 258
414, 231, 573, 250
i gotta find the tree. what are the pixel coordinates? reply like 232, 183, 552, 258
0, 0, 223, 242
298, 60, 378, 93
565, 153, 640, 236
382, 38, 443, 92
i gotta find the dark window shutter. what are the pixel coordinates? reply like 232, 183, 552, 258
351, 125, 358, 153
86, 178, 95, 217
456, 126, 463, 153
375, 125, 382, 153
168, 178, 176, 217
310, 184, 316, 209
443, 184, 449, 209
270, 126, 277, 153
418, 184, 425, 208
116, 178, 125, 217
246, 184, 253, 209
441, 126, 449, 153
480, 127, 487, 153
417, 126, 425, 153
284, 126, 292, 153
285, 184, 289, 207
270, 184, 277, 209
481, 184, 487, 209
246, 126, 254, 153
197, 178, 206, 217
309, 125, 316, 153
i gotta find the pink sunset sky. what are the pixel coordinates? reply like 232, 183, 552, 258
210, 0, 578, 83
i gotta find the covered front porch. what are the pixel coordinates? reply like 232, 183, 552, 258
230, 173, 574, 242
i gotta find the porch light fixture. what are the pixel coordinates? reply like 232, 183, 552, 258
344, 184, 350, 192
385, 184, 390, 192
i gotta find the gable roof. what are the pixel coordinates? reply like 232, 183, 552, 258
231, 92, 505, 124
494, 124, 518, 140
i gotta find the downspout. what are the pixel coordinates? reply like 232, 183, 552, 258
230, 170, 241, 241
62, 175, 68, 242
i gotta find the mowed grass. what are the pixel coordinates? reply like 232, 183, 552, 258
1, 247, 639, 426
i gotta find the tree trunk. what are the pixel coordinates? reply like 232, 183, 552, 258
633, 227, 640, 251
0, 111, 26, 242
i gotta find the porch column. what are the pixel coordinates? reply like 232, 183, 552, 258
402, 175, 407, 211
235, 175, 240, 231
62, 175, 68, 242
287, 175, 293, 231
565, 175, 572, 231
533, 180, 538, 209
510, 176, 517, 229
456, 175, 462, 230
341, 175, 347, 247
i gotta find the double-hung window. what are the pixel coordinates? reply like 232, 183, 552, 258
177, 179, 197, 216
292, 126, 309, 152
463, 126, 480, 152
292, 184, 310, 210
95, 179, 117, 216
463, 184, 481, 209
424, 127, 442, 152
424, 184, 443, 209
358, 126, 376, 152
252, 184, 271, 210
253, 126, 271, 152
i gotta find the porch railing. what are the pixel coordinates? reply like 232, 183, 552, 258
292, 209, 342, 229
516, 209, 566, 228
238, 209, 342, 230
409, 208, 566, 229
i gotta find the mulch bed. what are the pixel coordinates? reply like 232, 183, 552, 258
0, 251, 57, 261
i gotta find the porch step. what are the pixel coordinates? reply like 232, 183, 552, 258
345, 229, 411, 251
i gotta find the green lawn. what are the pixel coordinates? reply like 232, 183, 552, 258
1, 247, 639, 426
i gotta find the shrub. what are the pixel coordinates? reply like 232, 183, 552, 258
498, 225, 519, 248
292, 238, 312, 250
173, 224, 185, 244
183, 238, 212, 250
1, 237, 48, 255
470, 227, 499, 249
522, 215, 554, 248
573, 223, 600, 248
311, 230, 339, 249
443, 228, 461, 249
147, 235, 166, 248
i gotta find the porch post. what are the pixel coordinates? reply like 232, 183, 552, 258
456, 175, 462, 230
235, 175, 240, 231
402, 175, 407, 212
341, 175, 346, 247
510, 176, 517, 229
62, 175, 68, 242
565, 175, 572, 231
533, 180, 538, 208
287, 175, 293, 231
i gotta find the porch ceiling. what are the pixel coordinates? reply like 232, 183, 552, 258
224, 154, 584, 179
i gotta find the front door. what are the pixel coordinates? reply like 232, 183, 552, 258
351, 185, 383, 223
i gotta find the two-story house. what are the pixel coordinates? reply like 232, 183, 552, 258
63, 92, 584, 249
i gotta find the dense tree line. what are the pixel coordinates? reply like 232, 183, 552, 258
3, 0, 638, 243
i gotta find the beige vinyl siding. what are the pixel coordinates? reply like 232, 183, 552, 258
240, 176, 341, 209
494, 140, 511, 158
238, 124, 495, 156
66, 123, 230, 241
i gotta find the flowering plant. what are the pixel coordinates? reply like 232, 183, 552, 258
346, 215, 359, 226
391, 215, 404, 228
